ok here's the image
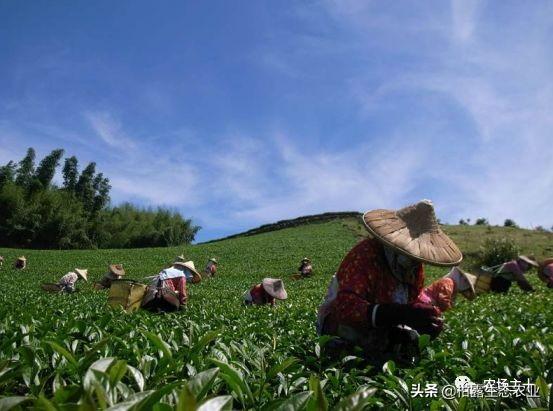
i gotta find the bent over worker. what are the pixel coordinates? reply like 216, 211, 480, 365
317, 200, 470, 366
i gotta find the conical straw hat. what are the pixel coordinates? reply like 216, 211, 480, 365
173, 260, 202, 283
109, 264, 125, 276
363, 200, 462, 267
262, 278, 288, 300
74, 268, 88, 282
518, 255, 538, 268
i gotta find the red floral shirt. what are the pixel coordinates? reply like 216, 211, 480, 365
324, 238, 424, 334
250, 284, 275, 305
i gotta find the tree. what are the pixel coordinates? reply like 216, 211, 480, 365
35, 149, 65, 189
92, 173, 111, 212
75, 162, 96, 212
0, 148, 200, 249
459, 219, 468, 226
15, 148, 36, 189
504, 219, 518, 228
475, 218, 489, 226
0, 161, 16, 187
62, 156, 79, 191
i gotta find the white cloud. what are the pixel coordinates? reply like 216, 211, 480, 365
450, 0, 483, 43
316, 0, 553, 229
85, 111, 136, 149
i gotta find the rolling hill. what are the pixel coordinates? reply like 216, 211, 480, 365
0, 214, 551, 409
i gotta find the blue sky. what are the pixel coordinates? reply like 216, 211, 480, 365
1, 1, 552, 242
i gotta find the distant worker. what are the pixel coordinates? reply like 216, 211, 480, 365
142, 259, 200, 312
96, 264, 125, 289
244, 278, 288, 306
416, 266, 477, 313
317, 200, 466, 367
15, 256, 27, 270
538, 258, 553, 288
481, 255, 538, 293
205, 258, 218, 277
0, 256, 4, 267
298, 257, 313, 278
57, 268, 88, 292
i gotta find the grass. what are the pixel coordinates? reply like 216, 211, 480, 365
0, 217, 551, 409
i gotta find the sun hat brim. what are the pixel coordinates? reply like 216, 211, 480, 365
173, 261, 202, 283
518, 255, 538, 268
74, 268, 88, 282
262, 278, 288, 300
109, 264, 125, 277
362, 208, 462, 267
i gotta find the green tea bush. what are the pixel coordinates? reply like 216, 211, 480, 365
479, 238, 521, 267
0, 220, 551, 410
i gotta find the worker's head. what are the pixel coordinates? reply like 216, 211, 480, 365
363, 200, 462, 268
517, 255, 538, 272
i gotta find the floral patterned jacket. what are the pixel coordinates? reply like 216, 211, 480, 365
318, 238, 425, 335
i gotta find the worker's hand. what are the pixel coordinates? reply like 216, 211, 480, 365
406, 303, 443, 339
373, 303, 443, 339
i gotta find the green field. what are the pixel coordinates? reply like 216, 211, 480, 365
0, 218, 552, 410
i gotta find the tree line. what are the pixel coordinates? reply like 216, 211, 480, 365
0, 148, 200, 249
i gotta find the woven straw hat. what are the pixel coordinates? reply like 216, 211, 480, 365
363, 200, 462, 267
457, 267, 476, 300
209, 258, 218, 264
518, 255, 538, 268
262, 278, 288, 300
175, 254, 186, 263
302, 257, 311, 263
173, 260, 202, 283
17, 256, 26, 262
109, 264, 125, 277
74, 268, 88, 282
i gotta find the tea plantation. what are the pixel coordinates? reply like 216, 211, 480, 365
0, 218, 551, 410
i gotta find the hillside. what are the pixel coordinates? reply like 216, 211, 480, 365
207, 212, 553, 267
0, 217, 552, 409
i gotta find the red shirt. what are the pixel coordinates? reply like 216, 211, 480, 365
163, 277, 187, 305
324, 238, 424, 334
250, 284, 275, 305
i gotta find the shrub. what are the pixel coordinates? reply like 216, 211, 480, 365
475, 218, 489, 226
459, 219, 468, 226
478, 238, 520, 267
504, 219, 518, 228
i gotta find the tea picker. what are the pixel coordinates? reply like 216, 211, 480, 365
141, 258, 201, 313
298, 257, 313, 278
41, 268, 88, 293
317, 200, 477, 367
15, 256, 26, 270
205, 258, 218, 277
244, 278, 288, 306
95, 264, 126, 290
478, 255, 538, 293
538, 257, 553, 288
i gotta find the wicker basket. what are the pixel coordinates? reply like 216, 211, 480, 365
41, 283, 62, 293
474, 273, 493, 294
108, 280, 147, 312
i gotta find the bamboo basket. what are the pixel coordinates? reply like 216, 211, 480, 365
41, 283, 62, 293
474, 273, 493, 294
108, 280, 147, 312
